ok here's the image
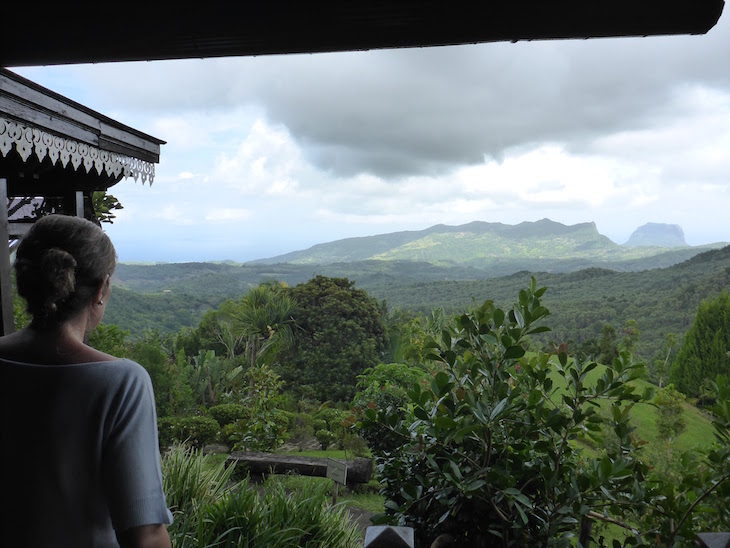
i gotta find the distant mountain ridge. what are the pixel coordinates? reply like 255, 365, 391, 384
255, 218, 724, 268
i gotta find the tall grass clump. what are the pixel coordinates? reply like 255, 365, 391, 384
162, 443, 234, 516
161, 444, 361, 547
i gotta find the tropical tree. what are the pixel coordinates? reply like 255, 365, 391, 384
173, 309, 235, 359
619, 318, 640, 353
227, 282, 298, 370
129, 330, 191, 417
89, 323, 129, 358
279, 276, 387, 402
655, 384, 687, 444
671, 291, 730, 397
598, 323, 619, 364
651, 332, 677, 388
184, 349, 239, 408
210, 301, 249, 361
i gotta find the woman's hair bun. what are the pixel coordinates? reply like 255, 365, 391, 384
39, 248, 78, 311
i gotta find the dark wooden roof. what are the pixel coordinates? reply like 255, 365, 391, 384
1, 69, 164, 196
2, 0, 725, 67
1, 70, 164, 163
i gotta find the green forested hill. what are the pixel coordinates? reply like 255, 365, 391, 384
365, 246, 730, 362
252, 218, 726, 270
105, 245, 730, 366
106, 286, 222, 336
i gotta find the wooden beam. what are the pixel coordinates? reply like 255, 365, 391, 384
75, 191, 84, 218
0, 179, 16, 335
8, 222, 31, 238
227, 451, 373, 484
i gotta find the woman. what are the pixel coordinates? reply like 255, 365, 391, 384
0, 215, 172, 547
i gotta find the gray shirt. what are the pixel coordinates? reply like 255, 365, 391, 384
0, 358, 173, 547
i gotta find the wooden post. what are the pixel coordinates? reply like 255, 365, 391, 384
0, 179, 15, 335
326, 458, 348, 505
75, 191, 84, 218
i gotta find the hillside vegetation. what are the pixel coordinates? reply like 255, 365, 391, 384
106, 244, 730, 367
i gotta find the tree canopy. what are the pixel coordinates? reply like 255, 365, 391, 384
278, 276, 387, 402
670, 290, 730, 397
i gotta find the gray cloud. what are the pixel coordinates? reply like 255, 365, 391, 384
242, 20, 730, 177
20, 13, 730, 180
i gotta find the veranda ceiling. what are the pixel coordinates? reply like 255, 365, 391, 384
1, 0, 725, 67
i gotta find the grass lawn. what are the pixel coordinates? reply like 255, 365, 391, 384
263, 474, 384, 513
546, 359, 716, 453
276, 448, 384, 513
544, 359, 718, 544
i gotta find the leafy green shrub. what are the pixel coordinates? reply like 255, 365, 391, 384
655, 384, 687, 443
279, 409, 297, 430
314, 407, 349, 430
227, 409, 288, 452
340, 431, 369, 458
207, 403, 247, 427
354, 362, 429, 456
158, 416, 220, 449
293, 412, 314, 429
221, 422, 238, 448
288, 413, 315, 451
359, 279, 730, 547
359, 279, 655, 546
225, 364, 287, 452
315, 429, 336, 450
158, 417, 176, 448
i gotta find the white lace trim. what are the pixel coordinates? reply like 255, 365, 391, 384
0, 116, 155, 184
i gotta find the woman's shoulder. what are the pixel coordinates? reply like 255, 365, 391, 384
89, 358, 151, 381
65, 359, 154, 404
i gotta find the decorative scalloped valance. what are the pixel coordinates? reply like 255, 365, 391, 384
0, 116, 155, 184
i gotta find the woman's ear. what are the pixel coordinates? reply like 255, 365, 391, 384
94, 275, 111, 306
93, 283, 106, 306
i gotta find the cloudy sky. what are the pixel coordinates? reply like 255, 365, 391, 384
13, 12, 730, 263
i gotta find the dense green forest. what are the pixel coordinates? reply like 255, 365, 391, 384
105, 245, 730, 369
